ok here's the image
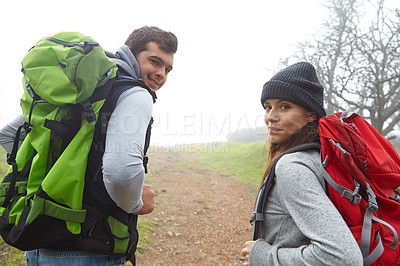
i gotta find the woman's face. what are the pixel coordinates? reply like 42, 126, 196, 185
263, 99, 315, 144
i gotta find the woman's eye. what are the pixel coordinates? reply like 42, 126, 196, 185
281, 104, 291, 110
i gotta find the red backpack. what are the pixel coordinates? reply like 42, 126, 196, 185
251, 112, 400, 265
319, 111, 400, 265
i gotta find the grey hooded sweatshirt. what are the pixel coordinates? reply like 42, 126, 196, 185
249, 149, 363, 265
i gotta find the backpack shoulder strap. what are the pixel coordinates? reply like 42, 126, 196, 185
250, 141, 320, 240
115, 78, 157, 104
103, 78, 155, 173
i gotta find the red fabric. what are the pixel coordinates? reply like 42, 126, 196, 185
319, 112, 400, 265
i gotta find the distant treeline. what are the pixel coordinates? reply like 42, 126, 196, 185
227, 126, 400, 152
226, 126, 267, 143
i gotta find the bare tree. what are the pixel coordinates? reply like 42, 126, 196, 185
284, 0, 400, 136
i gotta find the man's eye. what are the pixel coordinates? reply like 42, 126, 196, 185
151, 60, 160, 65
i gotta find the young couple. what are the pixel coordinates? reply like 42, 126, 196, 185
0, 26, 362, 265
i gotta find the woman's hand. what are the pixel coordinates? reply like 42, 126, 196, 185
241, 241, 255, 265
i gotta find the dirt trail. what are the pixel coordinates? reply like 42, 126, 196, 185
135, 148, 258, 265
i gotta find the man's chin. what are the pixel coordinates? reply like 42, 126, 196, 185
149, 86, 160, 92
144, 81, 160, 91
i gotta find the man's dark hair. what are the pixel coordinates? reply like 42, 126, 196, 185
125, 26, 178, 57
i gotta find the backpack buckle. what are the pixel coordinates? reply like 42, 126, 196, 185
342, 181, 362, 204
368, 200, 379, 212
5, 186, 20, 195
250, 212, 264, 225
143, 156, 149, 174
365, 183, 378, 212
25, 195, 34, 206
342, 190, 362, 204
6, 153, 13, 165
81, 101, 96, 124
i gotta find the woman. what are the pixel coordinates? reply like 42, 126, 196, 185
241, 62, 363, 265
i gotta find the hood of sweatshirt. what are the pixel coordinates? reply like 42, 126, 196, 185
105, 45, 140, 80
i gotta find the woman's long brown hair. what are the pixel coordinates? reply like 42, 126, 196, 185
261, 120, 320, 185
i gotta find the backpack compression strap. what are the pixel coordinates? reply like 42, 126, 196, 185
3, 122, 33, 207
250, 141, 321, 240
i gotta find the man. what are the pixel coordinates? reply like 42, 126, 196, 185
1, 26, 178, 265
102, 26, 176, 217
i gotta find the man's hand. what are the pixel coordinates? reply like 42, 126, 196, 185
133, 185, 155, 215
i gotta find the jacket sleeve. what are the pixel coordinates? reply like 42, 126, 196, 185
0, 114, 26, 154
102, 87, 153, 213
249, 152, 363, 266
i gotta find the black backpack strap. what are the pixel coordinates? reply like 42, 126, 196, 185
115, 78, 157, 104
3, 122, 33, 207
143, 117, 153, 174
44, 105, 83, 142
108, 78, 156, 174
250, 141, 321, 240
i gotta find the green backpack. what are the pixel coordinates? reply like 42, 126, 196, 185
0, 32, 150, 262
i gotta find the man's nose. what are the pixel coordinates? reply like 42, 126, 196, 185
155, 68, 166, 79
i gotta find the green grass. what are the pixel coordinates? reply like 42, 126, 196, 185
0, 148, 9, 178
136, 218, 158, 252
196, 142, 268, 189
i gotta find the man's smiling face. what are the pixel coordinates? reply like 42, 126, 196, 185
136, 42, 174, 92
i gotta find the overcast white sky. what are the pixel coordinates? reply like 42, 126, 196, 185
0, 0, 327, 145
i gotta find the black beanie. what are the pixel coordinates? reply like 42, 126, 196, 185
261, 62, 326, 118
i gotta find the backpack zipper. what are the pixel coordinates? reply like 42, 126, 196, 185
44, 37, 99, 48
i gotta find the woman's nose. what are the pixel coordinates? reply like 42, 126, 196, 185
265, 109, 278, 124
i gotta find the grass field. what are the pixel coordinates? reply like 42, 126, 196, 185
195, 142, 268, 189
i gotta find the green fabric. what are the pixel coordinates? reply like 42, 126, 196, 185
21, 32, 116, 105
25, 196, 87, 225
107, 216, 130, 253
46, 105, 74, 170
42, 100, 105, 209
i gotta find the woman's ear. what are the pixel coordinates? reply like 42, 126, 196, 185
307, 114, 317, 123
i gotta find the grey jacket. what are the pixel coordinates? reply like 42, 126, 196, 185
249, 150, 363, 265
